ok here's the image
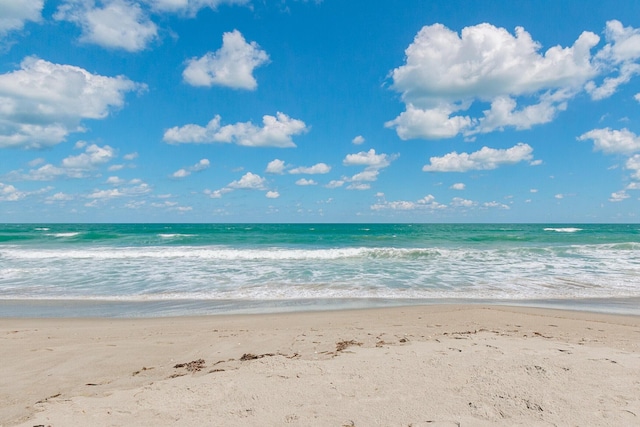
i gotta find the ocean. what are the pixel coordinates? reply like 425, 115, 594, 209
1, 223, 639, 317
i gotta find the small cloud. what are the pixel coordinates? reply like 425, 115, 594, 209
289, 163, 331, 174
295, 178, 317, 186
266, 191, 280, 198
325, 180, 344, 189
352, 135, 365, 145
266, 159, 286, 174
123, 152, 138, 160
423, 143, 534, 172
183, 30, 269, 90
171, 158, 210, 179
555, 194, 564, 199
164, 112, 308, 148
450, 183, 465, 190
347, 183, 371, 190
609, 190, 630, 202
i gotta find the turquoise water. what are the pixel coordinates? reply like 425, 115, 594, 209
1, 223, 639, 316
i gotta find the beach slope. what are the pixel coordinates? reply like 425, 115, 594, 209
2, 305, 639, 426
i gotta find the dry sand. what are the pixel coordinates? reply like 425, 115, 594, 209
1, 305, 639, 426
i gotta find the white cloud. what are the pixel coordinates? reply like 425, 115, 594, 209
350, 169, 379, 182
635, 93, 640, 102
0, 182, 52, 201
450, 183, 465, 190
106, 176, 125, 185
0, 183, 22, 201
352, 135, 365, 145
422, 143, 534, 172
62, 144, 116, 168
171, 158, 210, 178
0, 57, 141, 149
289, 163, 331, 174
54, 0, 158, 52
171, 169, 189, 178
346, 183, 370, 191
627, 154, 640, 180
86, 180, 150, 201
325, 180, 344, 189
626, 182, 640, 190
183, 30, 269, 90
578, 128, 640, 154
343, 149, 394, 168
228, 172, 266, 190
482, 201, 510, 209
586, 21, 640, 100
0, 0, 43, 39
341, 149, 397, 187
385, 104, 474, 139
207, 172, 271, 198
386, 21, 640, 139
555, 194, 564, 199
28, 157, 45, 167
9, 143, 117, 181
146, 0, 248, 16
265, 190, 280, 199
451, 197, 476, 208
123, 152, 138, 160
266, 159, 286, 174
609, 190, 630, 202
164, 112, 308, 147
371, 194, 446, 211
295, 178, 317, 186
46, 192, 74, 202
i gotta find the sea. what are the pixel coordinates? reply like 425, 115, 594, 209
0, 223, 639, 317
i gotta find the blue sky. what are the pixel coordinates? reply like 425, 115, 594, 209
1, 0, 640, 223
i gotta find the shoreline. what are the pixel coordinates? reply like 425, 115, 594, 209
2, 296, 640, 318
2, 304, 640, 426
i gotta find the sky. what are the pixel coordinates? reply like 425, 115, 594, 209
1, 0, 640, 223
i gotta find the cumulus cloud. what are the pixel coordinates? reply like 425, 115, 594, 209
55, 0, 158, 52
0, 0, 44, 39
609, 190, 630, 202
340, 149, 398, 188
62, 144, 116, 168
482, 201, 510, 209
450, 183, 465, 190
289, 163, 331, 174
0, 57, 141, 149
86, 179, 151, 202
352, 135, 365, 145
627, 154, 640, 180
164, 112, 308, 147
183, 30, 269, 90
371, 194, 446, 211
207, 172, 273, 199
265, 159, 286, 174
386, 21, 640, 139
578, 128, 640, 154
265, 190, 280, 198
586, 21, 640, 100
171, 158, 210, 178
343, 149, 394, 168
422, 143, 534, 172
147, 0, 248, 16
8, 143, 117, 181
0, 182, 52, 202
325, 180, 344, 189
295, 178, 317, 186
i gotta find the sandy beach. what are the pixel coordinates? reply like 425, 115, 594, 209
1, 305, 639, 426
